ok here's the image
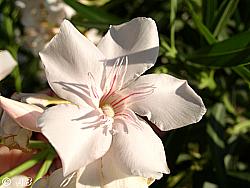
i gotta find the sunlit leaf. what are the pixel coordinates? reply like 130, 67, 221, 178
213, 0, 239, 37
187, 31, 250, 67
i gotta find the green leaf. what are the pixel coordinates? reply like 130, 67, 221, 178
71, 19, 109, 30
232, 66, 250, 85
7, 46, 22, 92
227, 171, 250, 182
213, 0, 239, 37
202, 0, 217, 28
227, 120, 250, 135
222, 93, 236, 114
11, 66, 22, 92
3, 16, 13, 39
170, 0, 177, 56
33, 147, 56, 185
206, 103, 226, 148
210, 0, 229, 31
212, 103, 226, 126
186, 1, 216, 45
187, 31, 250, 67
167, 171, 186, 187
63, 0, 122, 24
187, 2, 250, 84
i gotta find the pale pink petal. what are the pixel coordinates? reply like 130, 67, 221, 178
110, 114, 169, 179
39, 20, 105, 107
34, 159, 150, 188
0, 96, 43, 132
38, 104, 112, 176
128, 74, 206, 131
0, 112, 32, 150
97, 17, 159, 87
0, 50, 17, 81
78, 155, 150, 188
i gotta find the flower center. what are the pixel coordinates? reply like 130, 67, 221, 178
101, 104, 115, 117
86, 57, 154, 130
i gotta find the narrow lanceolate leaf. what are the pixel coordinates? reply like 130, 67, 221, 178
213, 0, 239, 37
232, 66, 250, 85
202, 0, 217, 28
210, 0, 229, 31
187, 2, 250, 83
186, 31, 250, 67
63, 0, 122, 24
186, 1, 216, 45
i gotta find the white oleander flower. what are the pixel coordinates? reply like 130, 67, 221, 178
37, 17, 206, 187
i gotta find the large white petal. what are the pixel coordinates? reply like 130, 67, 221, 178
129, 74, 206, 131
33, 158, 150, 188
0, 50, 17, 81
78, 152, 150, 188
38, 104, 112, 176
109, 115, 169, 179
97, 17, 159, 87
39, 20, 105, 107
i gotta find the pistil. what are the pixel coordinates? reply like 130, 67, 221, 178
101, 104, 115, 117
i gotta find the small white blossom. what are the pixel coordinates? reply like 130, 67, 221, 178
16, 0, 75, 54
0, 51, 17, 81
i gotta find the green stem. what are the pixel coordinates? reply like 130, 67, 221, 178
28, 140, 50, 149
32, 148, 56, 185
161, 39, 172, 52
13, 66, 22, 92
0, 149, 49, 185
7, 45, 22, 92
170, 0, 177, 55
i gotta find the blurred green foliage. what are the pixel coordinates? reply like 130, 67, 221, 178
1, 0, 250, 187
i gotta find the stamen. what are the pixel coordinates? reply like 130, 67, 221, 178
116, 56, 128, 91
88, 73, 100, 99
111, 85, 154, 108
101, 57, 128, 104
115, 109, 142, 130
102, 58, 120, 99
87, 72, 102, 107
79, 114, 113, 130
